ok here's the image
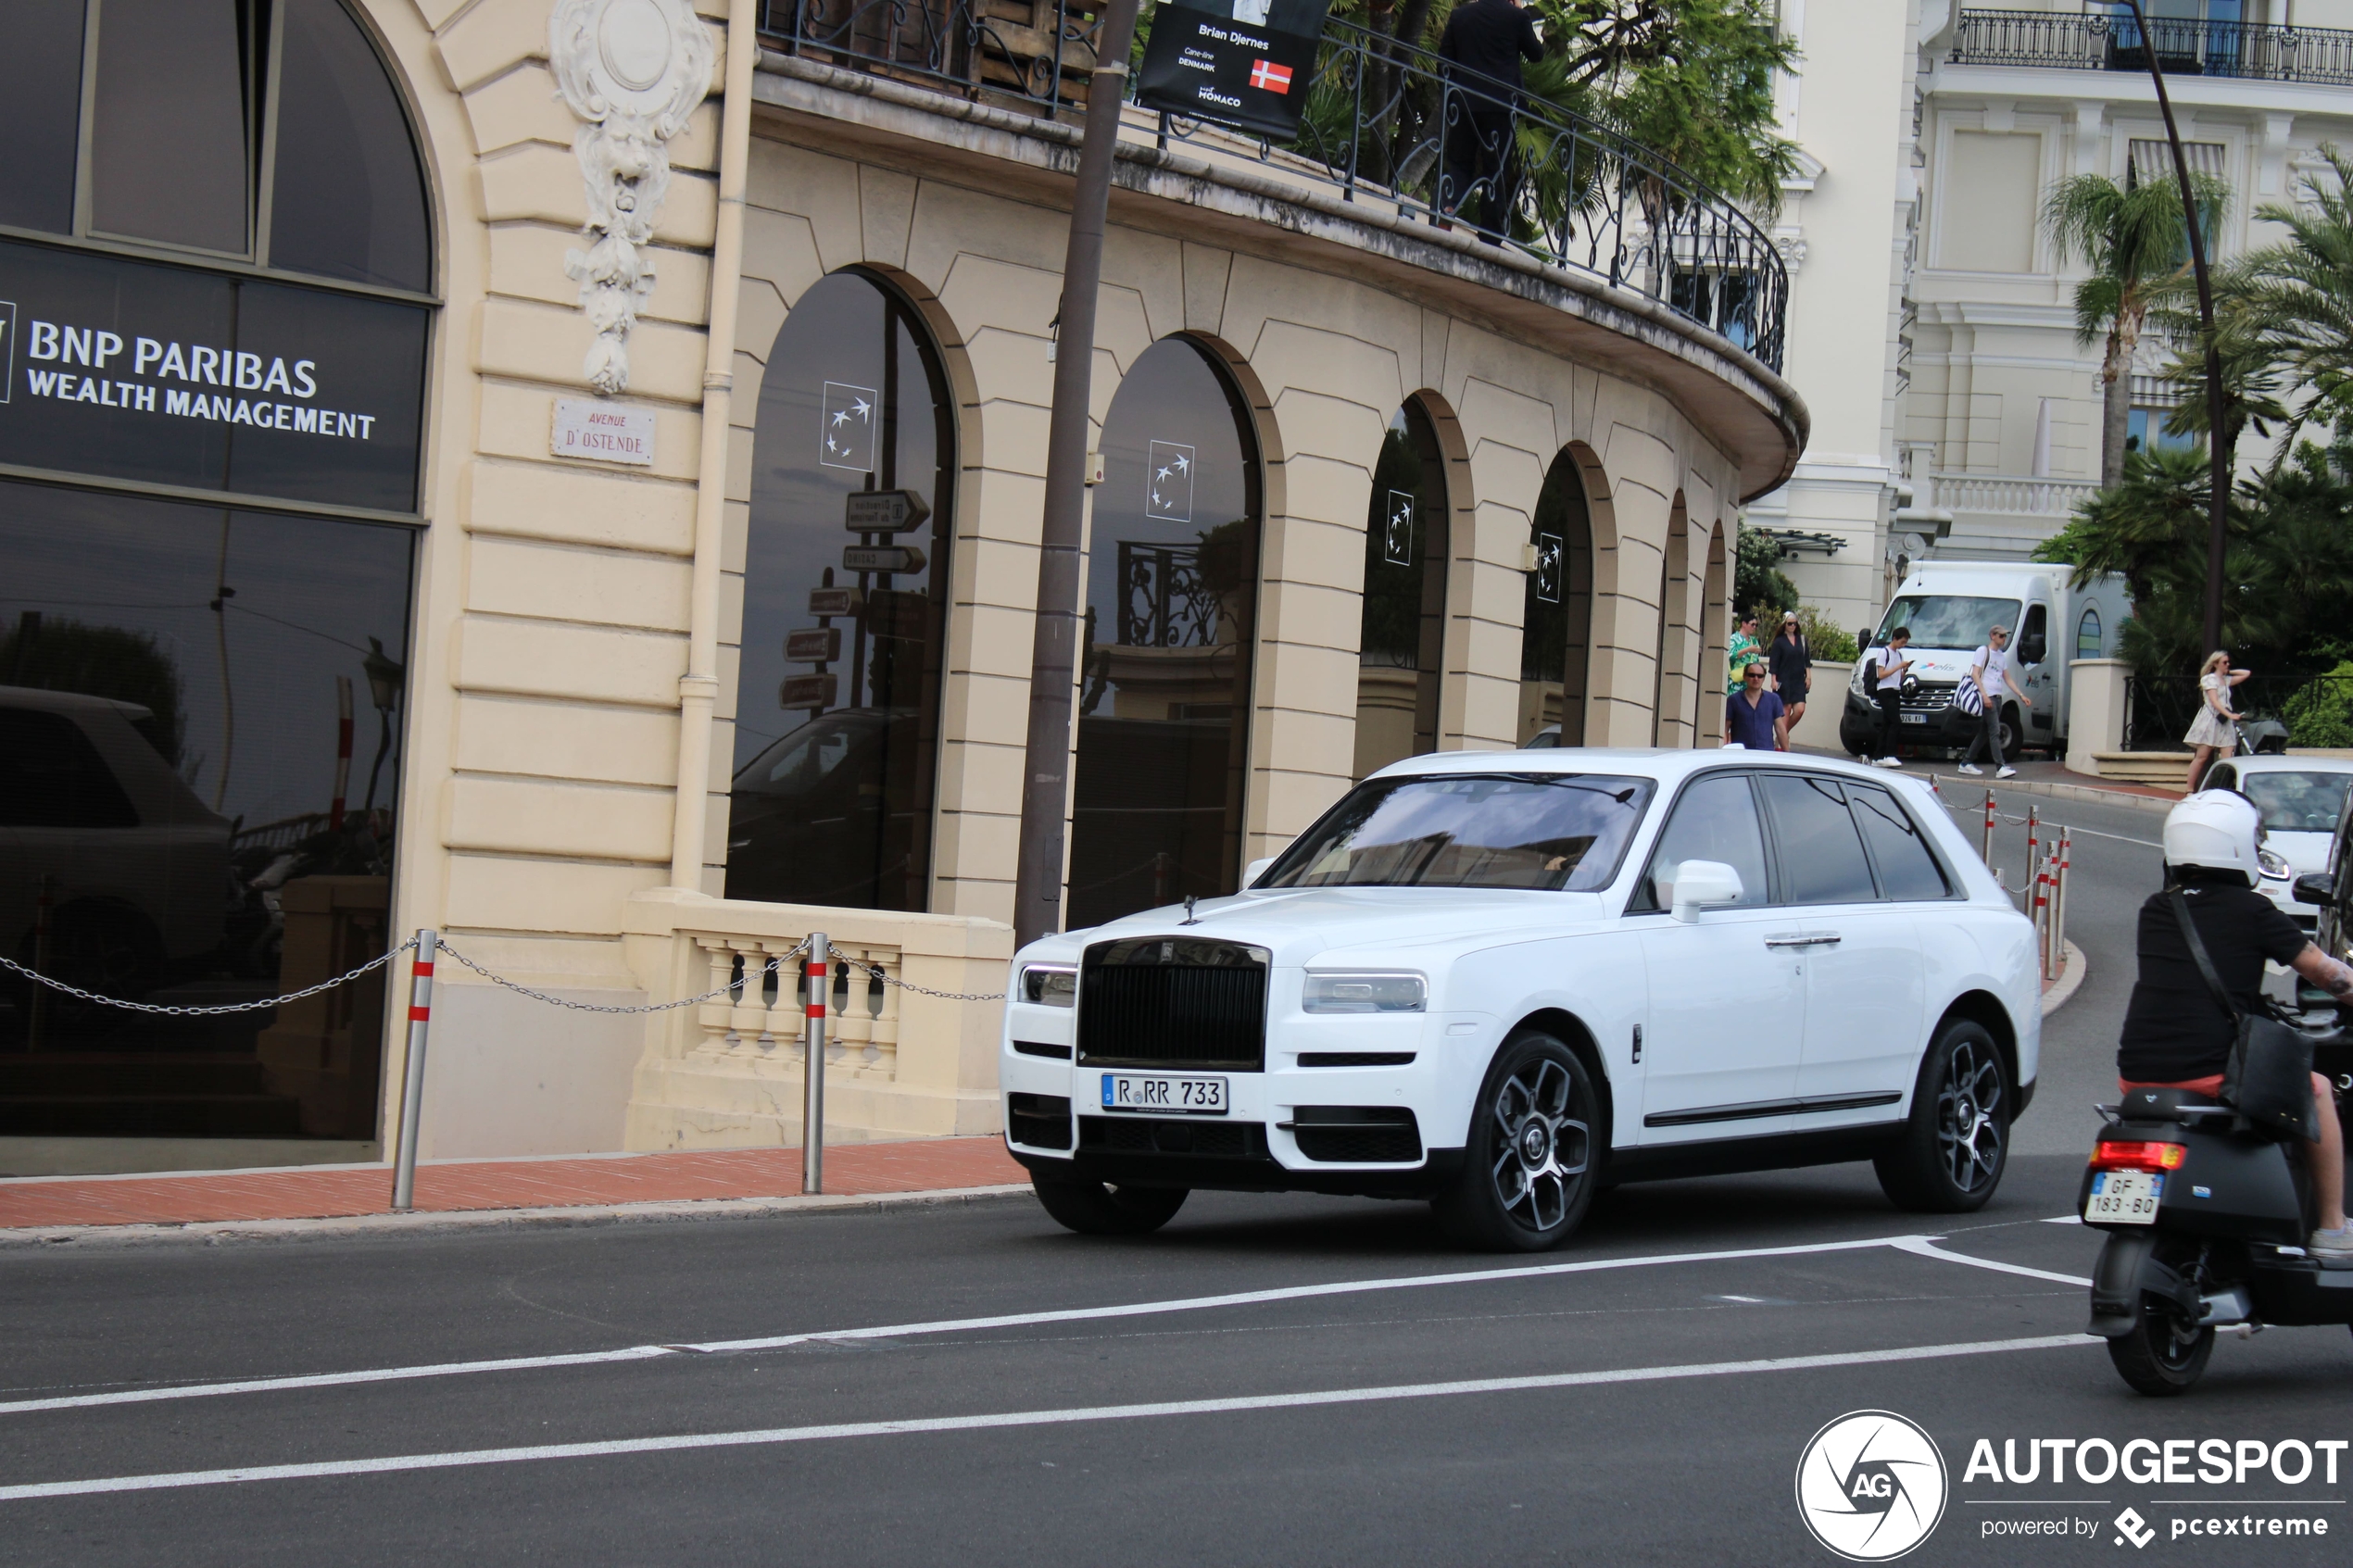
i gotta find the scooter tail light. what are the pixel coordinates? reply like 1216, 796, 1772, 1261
2090, 1140, 2186, 1172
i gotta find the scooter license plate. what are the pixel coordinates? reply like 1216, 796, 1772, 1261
2085, 1170, 2163, 1224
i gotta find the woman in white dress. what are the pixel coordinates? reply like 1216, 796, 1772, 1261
2183, 649, 2250, 791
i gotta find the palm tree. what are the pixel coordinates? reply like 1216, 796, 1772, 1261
2226, 144, 2353, 461
2042, 169, 2229, 485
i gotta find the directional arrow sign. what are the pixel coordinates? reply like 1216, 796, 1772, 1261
779, 673, 837, 711
785, 627, 842, 663
843, 545, 926, 575
844, 489, 930, 533
808, 586, 863, 618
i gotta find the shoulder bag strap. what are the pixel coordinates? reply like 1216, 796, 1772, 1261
2168, 888, 2241, 1021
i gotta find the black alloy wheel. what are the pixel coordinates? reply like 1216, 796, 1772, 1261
1434, 1030, 1599, 1252
1875, 1019, 2009, 1212
1029, 1173, 1188, 1236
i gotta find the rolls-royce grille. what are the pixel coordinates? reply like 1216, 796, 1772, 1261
1078, 938, 1269, 1071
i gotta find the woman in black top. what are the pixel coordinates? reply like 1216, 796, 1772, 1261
2117, 793, 2353, 1258
1768, 612, 1811, 733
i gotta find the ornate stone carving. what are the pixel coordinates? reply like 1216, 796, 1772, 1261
549, 0, 715, 395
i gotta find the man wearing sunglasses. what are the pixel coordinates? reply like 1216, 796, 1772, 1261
1723, 660, 1788, 751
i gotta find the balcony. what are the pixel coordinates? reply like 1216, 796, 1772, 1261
1950, 7, 2353, 87
759, 0, 1789, 370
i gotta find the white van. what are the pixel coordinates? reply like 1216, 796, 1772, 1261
1837, 562, 2131, 760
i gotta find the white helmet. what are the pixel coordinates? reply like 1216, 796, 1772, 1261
2162, 789, 2262, 884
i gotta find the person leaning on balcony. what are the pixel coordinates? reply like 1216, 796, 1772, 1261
2183, 649, 2252, 792
1435, 0, 1541, 238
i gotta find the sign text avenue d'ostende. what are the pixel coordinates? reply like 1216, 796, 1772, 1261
1135, 0, 1335, 141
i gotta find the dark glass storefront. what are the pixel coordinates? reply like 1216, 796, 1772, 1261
1352, 400, 1448, 781
1518, 451, 1595, 747
0, 0, 431, 1148
727, 270, 955, 912
1069, 337, 1261, 929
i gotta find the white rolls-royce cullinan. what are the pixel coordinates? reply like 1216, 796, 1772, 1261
1000, 747, 2041, 1251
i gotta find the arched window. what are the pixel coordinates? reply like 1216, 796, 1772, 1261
1652, 504, 1690, 746
5, 0, 431, 288
1518, 452, 1594, 746
1353, 400, 1449, 779
1070, 337, 1262, 927
2076, 606, 2103, 661
728, 270, 956, 912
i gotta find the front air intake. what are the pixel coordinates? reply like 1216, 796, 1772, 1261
1077, 937, 1269, 1072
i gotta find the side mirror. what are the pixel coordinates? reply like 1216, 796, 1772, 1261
1670, 859, 1744, 922
2293, 872, 2335, 907
1242, 856, 1277, 888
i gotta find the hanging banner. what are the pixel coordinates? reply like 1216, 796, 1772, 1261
1134, 0, 1333, 141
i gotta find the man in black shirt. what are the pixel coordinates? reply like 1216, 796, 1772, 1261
2116, 792, 2351, 1258
1435, 0, 1543, 238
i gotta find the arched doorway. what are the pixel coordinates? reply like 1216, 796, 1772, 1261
1352, 399, 1449, 780
1517, 450, 1595, 746
1070, 336, 1262, 927
1652, 495, 1692, 746
1699, 521, 1730, 745
727, 270, 955, 912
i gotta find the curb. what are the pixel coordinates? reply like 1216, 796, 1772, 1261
1922, 769, 2175, 817
0, 1182, 1035, 1249
2041, 941, 2088, 1019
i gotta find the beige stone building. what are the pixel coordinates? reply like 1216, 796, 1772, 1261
0, 0, 1802, 1176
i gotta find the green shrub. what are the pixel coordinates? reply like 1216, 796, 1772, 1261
2285, 660, 2353, 748
1796, 606, 1857, 664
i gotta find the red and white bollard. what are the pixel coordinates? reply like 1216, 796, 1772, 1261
1981, 789, 1996, 863
390, 930, 437, 1211
803, 931, 829, 1196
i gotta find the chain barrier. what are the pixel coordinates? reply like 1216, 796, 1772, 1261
431, 938, 811, 1014
0, 938, 418, 1016
835, 952, 1009, 1003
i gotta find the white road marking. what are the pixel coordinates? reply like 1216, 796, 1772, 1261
0, 1230, 2095, 1419
1891, 1236, 2094, 1287
0, 1333, 2098, 1502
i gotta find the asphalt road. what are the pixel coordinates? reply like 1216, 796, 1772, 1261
6, 786, 2349, 1568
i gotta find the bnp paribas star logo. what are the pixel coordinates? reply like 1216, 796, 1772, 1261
1795, 1410, 1949, 1562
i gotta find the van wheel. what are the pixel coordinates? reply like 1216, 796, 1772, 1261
1029, 1173, 1187, 1236
1433, 1031, 1599, 1252
1875, 1020, 2009, 1212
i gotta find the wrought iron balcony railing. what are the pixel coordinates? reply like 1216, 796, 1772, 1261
758, 2, 1790, 370
1951, 7, 2353, 87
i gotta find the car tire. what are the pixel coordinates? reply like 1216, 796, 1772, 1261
1029, 1173, 1188, 1236
2108, 1243, 2216, 1397
1433, 1030, 1600, 1252
1874, 1018, 2010, 1213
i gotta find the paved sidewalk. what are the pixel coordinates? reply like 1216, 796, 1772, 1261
0, 1137, 1026, 1231
1794, 746, 2182, 813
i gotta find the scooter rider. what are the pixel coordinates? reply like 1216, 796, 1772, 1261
2117, 790, 2353, 1261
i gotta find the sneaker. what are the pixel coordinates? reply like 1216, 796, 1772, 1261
1880, 757, 1904, 768
2312, 1227, 2353, 1262
1996, 766, 2018, 779
1957, 763, 1983, 775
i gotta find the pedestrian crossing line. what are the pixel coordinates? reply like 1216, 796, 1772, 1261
0, 1333, 2100, 1502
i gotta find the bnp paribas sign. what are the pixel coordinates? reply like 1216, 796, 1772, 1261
0, 236, 428, 514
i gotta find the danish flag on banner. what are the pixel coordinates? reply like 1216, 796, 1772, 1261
1249, 57, 1292, 94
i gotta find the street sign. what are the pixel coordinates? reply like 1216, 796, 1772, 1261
779, 673, 837, 711
785, 627, 841, 663
844, 488, 930, 533
808, 586, 863, 617
843, 545, 926, 574
866, 588, 934, 643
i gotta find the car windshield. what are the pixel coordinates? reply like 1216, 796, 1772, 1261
1260, 773, 1655, 891
1879, 595, 2021, 649
733, 712, 889, 797
2241, 770, 2353, 834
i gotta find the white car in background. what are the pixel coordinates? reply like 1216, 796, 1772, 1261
2203, 756, 2353, 932
1000, 747, 2042, 1251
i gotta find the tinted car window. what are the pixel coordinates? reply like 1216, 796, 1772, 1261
0, 709, 139, 828
1630, 772, 1768, 911
1758, 774, 1878, 904
1264, 772, 1654, 891
2239, 770, 2352, 834
1846, 783, 1952, 900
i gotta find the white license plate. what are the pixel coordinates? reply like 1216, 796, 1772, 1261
1101, 1073, 1228, 1116
2085, 1170, 2164, 1224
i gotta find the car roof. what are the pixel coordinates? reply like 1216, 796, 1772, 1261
0, 683, 155, 721
1370, 745, 1900, 788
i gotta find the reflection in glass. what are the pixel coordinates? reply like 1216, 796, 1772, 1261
0, 0, 86, 235
268, 0, 432, 291
1517, 452, 1593, 746
91, 0, 253, 255
1353, 402, 1448, 781
1070, 337, 1260, 928
0, 480, 415, 1139
727, 270, 952, 912
1263, 773, 1654, 892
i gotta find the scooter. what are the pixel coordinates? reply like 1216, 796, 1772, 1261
2081, 1035, 2353, 1395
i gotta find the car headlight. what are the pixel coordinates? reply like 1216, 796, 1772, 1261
2258, 848, 2291, 882
1018, 964, 1076, 1006
1302, 972, 1427, 1013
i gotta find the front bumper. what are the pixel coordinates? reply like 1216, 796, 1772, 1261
1841, 691, 1970, 752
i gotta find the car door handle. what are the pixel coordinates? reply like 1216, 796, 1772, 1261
1764, 933, 1841, 949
